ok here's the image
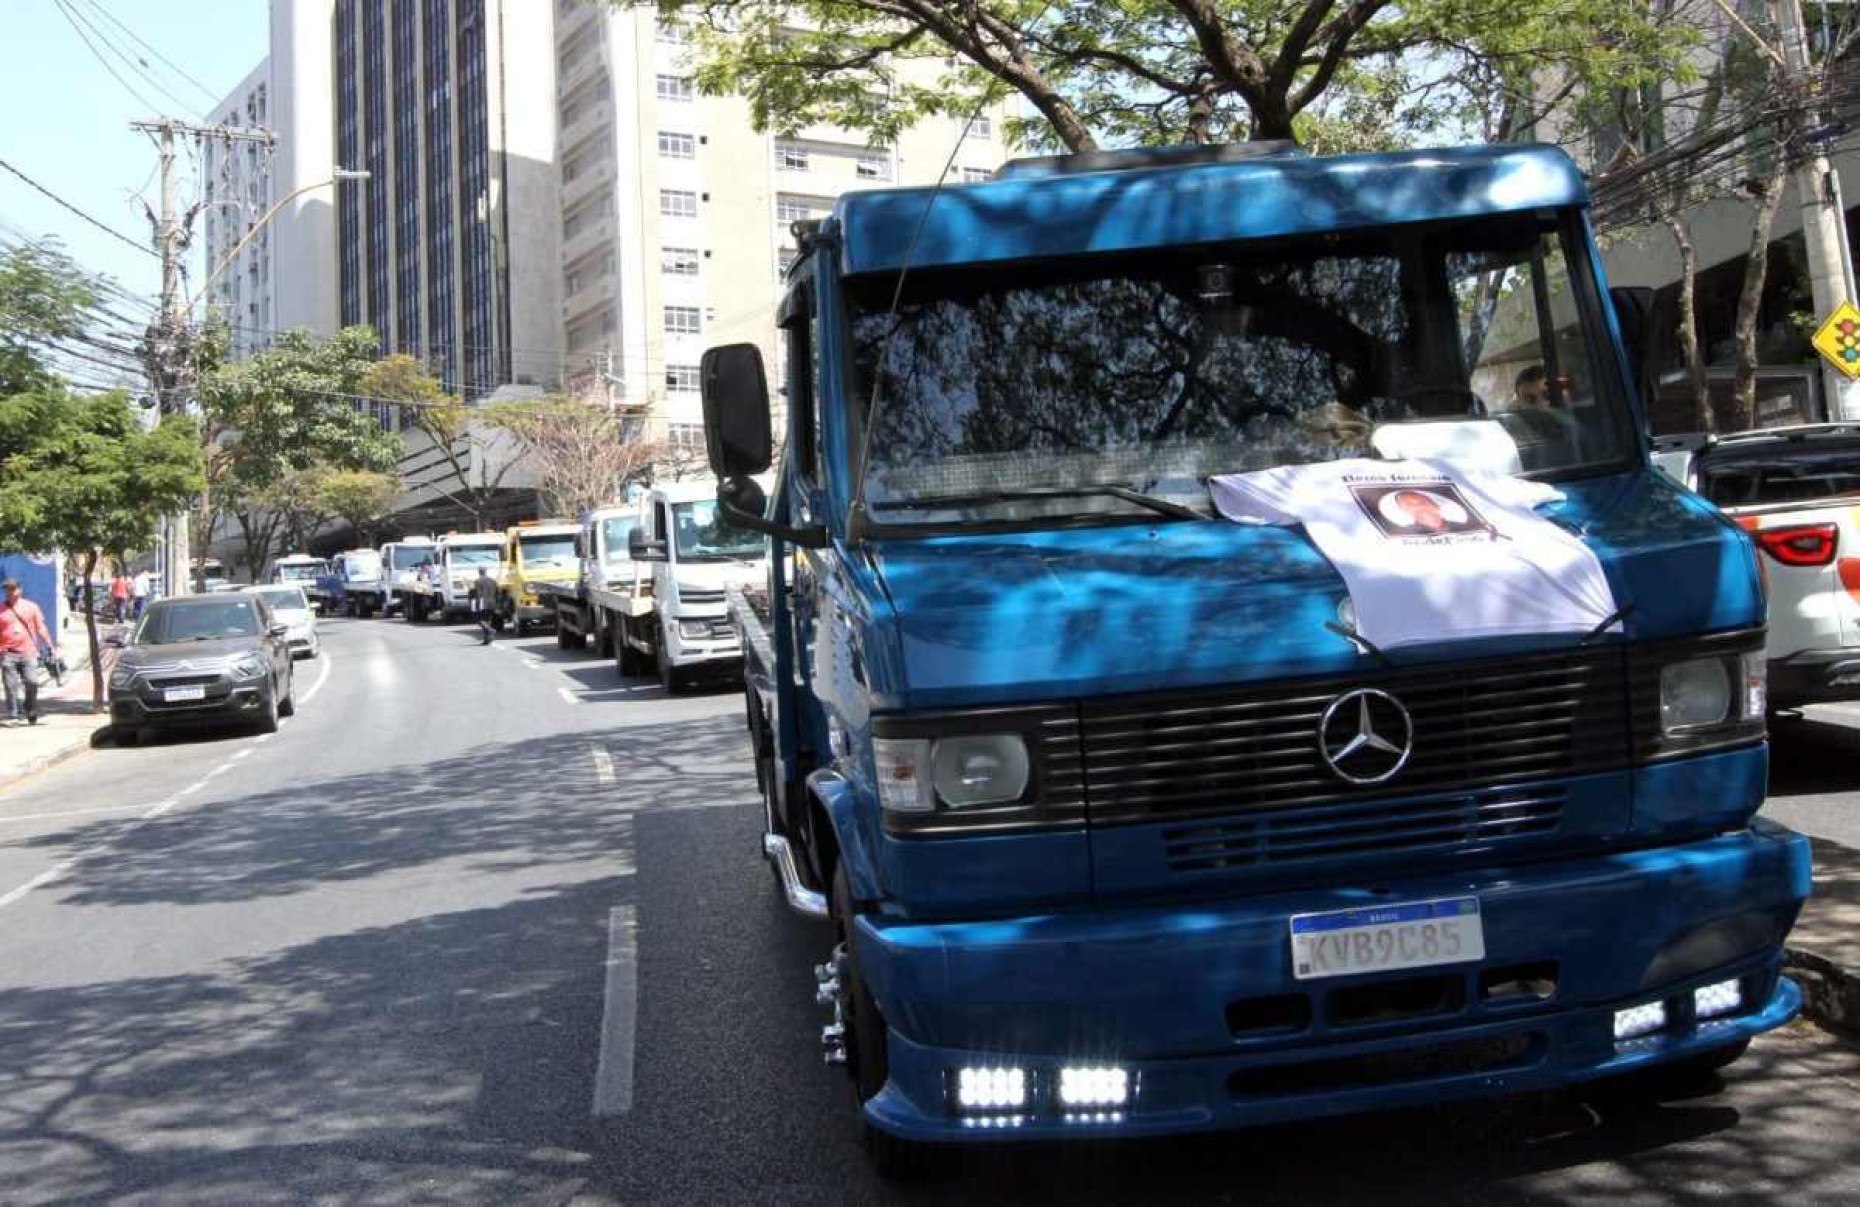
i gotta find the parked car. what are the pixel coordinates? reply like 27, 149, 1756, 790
244, 584, 320, 659
106, 594, 296, 743
1664, 422, 1860, 708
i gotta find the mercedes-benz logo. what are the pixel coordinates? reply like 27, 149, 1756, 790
1317, 689, 1413, 785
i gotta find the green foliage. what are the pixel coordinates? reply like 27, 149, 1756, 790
0, 387, 202, 562
655, 0, 1698, 153
0, 242, 105, 396
315, 468, 401, 540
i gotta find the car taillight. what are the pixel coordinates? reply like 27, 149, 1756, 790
1755, 523, 1839, 567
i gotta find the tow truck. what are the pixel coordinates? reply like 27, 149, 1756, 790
697, 141, 1811, 1170
270, 553, 332, 615
402, 531, 502, 623
532, 481, 763, 691
497, 519, 580, 634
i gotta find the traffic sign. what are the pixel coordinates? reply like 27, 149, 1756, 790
1811, 302, 1860, 379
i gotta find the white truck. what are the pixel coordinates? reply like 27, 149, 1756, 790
378, 536, 438, 617
403, 531, 504, 623
534, 482, 765, 692
270, 553, 333, 614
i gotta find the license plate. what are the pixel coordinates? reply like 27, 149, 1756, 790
163, 686, 207, 703
1290, 896, 1484, 981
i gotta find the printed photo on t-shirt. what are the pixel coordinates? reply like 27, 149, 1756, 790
1349, 480, 1495, 540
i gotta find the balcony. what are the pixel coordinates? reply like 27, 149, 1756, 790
558, 95, 612, 150
561, 209, 616, 264
561, 158, 614, 209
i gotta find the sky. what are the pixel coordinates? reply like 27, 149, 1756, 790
0, 0, 269, 309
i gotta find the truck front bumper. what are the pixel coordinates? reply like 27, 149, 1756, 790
855, 821, 1810, 1143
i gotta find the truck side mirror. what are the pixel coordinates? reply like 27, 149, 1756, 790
629, 529, 669, 562
1609, 285, 1656, 408
701, 344, 773, 477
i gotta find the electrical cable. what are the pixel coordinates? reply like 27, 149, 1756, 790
0, 156, 157, 258
75, 0, 223, 108
47, 0, 166, 115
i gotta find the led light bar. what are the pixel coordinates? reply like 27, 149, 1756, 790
1058, 1066, 1131, 1108
955, 1066, 1028, 1111
1694, 978, 1743, 1020
1613, 1001, 1668, 1041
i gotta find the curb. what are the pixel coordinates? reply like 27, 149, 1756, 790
1787, 946, 1860, 1039
0, 731, 97, 792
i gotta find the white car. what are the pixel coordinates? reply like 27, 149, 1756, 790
1669, 423, 1860, 708
244, 584, 321, 660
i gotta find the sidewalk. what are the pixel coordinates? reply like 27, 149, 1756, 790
1788, 838, 1860, 1038
0, 625, 121, 790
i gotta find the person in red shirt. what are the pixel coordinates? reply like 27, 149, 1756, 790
0, 579, 55, 726
109, 571, 132, 623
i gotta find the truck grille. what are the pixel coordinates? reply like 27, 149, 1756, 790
1079, 647, 1630, 825
1161, 787, 1565, 872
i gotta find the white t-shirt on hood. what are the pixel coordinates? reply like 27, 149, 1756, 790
1209, 458, 1621, 652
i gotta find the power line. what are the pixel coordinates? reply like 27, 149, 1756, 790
0, 155, 156, 258
53, 0, 207, 119
47, 0, 164, 114
76, 0, 222, 108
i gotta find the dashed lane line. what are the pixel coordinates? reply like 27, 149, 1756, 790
589, 744, 615, 785
558, 687, 581, 706
0, 653, 337, 912
591, 904, 639, 1117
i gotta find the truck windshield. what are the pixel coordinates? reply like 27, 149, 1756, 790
275, 562, 326, 582
387, 546, 431, 570
601, 516, 640, 565
848, 212, 1632, 529
519, 534, 578, 566
671, 500, 763, 561
447, 546, 501, 566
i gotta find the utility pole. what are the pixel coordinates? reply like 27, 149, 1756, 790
134, 117, 273, 596
1773, 0, 1860, 420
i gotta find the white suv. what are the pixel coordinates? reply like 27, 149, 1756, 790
1660, 423, 1860, 708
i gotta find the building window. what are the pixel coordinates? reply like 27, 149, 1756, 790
656, 19, 686, 44
856, 157, 889, 180
665, 364, 700, 392
668, 422, 705, 450
655, 74, 694, 102
967, 114, 992, 139
957, 167, 991, 183
658, 130, 696, 159
664, 305, 702, 336
661, 245, 700, 275
660, 189, 698, 219
776, 142, 809, 171
775, 195, 828, 225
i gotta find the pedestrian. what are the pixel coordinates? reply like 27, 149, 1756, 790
0, 579, 54, 727
108, 569, 132, 623
132, 568, 152, 619
472, 565, 498, 645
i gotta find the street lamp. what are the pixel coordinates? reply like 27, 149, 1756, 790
160, 167, 368, 600
190, 167, 370, 310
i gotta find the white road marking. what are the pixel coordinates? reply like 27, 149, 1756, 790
558, 687, 580, 706
0, 639, 343, 911
300, 652, 335, 705
591, 904, 639, 1117
255, 732, 275, 744
0, 863, 74, 909
589, 745, 615, 785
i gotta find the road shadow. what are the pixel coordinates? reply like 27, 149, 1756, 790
1768, 716, 1860, 797
16, 712, 756, 908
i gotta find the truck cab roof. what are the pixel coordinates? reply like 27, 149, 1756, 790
831, 143, 1586, 277
438, 532, 504, 546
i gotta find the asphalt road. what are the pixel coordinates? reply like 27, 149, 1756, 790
0, 615, 1857, 1205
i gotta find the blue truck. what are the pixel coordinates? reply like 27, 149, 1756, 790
697, 142, 1812, 1170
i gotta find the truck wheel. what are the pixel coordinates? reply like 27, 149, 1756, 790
556, 619, 573, 651
656, 630, 684, 694
832, 868, 926, 1179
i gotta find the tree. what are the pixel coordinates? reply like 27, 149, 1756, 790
0, 388, 202, 705
195, 325, 401, 584
316, 469, 401, 546
362, 354, 521, 528
657, 0, 1693, 152
494, 395, 661, 517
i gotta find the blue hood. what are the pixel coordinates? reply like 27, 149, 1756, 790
867, 469, 1761, 710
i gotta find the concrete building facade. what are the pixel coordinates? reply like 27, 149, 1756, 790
206, 0, 1007, 433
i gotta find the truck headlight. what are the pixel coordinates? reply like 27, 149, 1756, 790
1660, 658, 1732, 732
678, 619, 712, 640
873, 734, 1030, 812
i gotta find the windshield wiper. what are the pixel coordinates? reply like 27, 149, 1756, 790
875, 484, 1206, 522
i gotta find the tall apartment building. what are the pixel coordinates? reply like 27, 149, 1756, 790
200, 64, 276, 358
204, 0, 1005, 431
553, 2, 1008, 450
